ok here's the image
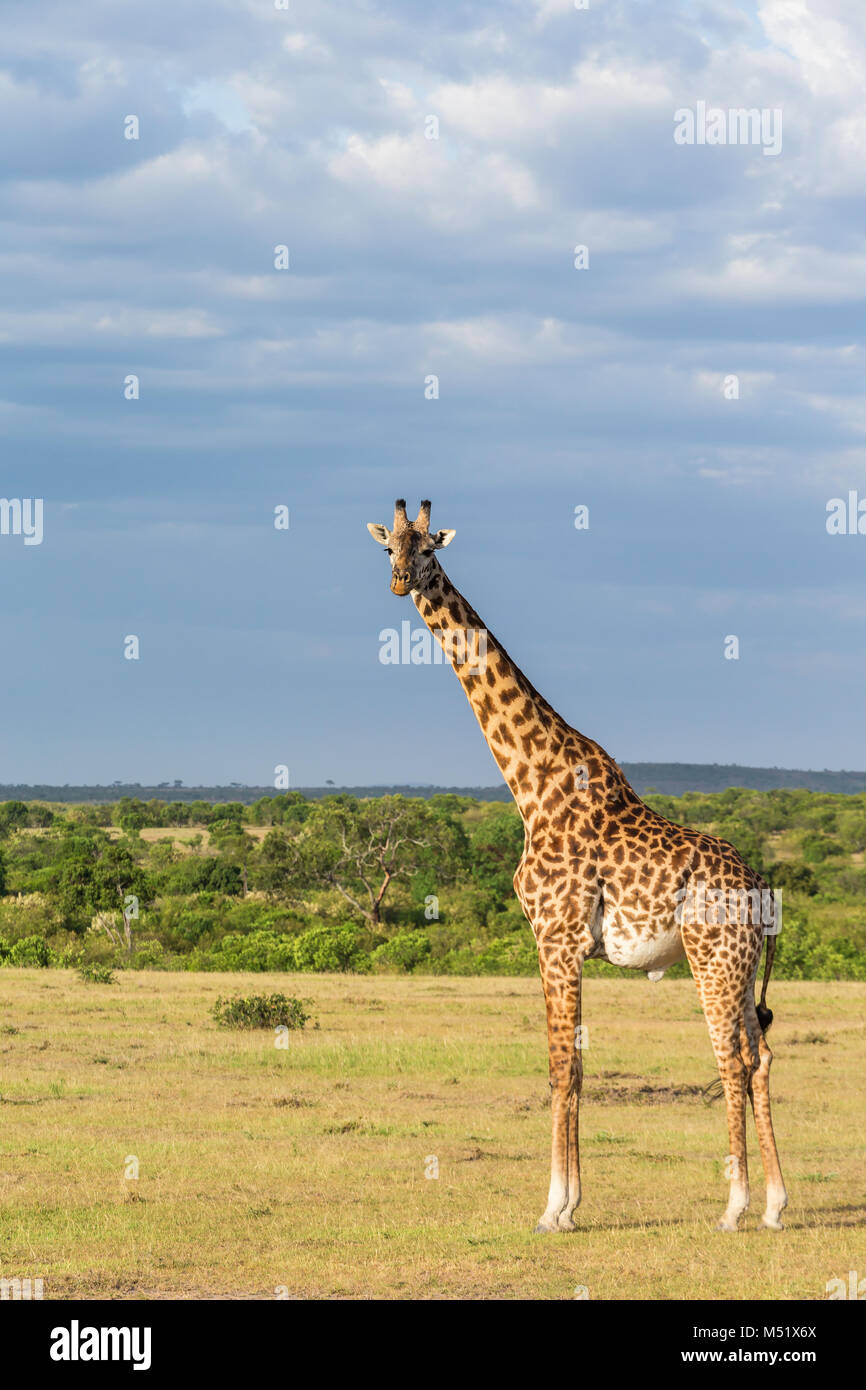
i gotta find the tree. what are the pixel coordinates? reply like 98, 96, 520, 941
469, 808, 525, 900
0, 801, 29, 837
55, 842, 154, 952
257, 828, 294, 894
714, 819, 767, 874
274, 795, 465, 925
207, 802, 245, 825
114, 798, 150, 832
248, 792, 310, 827
206, 819, 252, 894
838, 811, 866, 855
768, 863, 818, 897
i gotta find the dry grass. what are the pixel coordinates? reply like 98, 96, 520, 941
0, 971, 863, 1300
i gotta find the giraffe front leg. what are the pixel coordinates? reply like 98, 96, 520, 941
535, 960, 583, 1234
555, 1087, 581, 1231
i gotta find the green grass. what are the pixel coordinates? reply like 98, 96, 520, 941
1, 971, 864, 1299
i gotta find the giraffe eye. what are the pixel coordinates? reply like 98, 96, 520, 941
385, 548, 392, 555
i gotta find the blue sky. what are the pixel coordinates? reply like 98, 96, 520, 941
1, 0, 865, 786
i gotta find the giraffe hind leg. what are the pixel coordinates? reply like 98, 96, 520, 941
692, 971, 751, 1230
744, 997, 788, 1230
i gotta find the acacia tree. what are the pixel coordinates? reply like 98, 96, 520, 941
267, 795, 465, 925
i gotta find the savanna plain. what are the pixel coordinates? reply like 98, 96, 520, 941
1, 970, 863, 1300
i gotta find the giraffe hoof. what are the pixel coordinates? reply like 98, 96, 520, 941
761, 1215, 785, 1232
716, 1217, 742, 1232
534, 1219, 559, 1234
557, 1214, 577, 1232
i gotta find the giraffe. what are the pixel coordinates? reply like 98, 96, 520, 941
367, 499, 788, 1234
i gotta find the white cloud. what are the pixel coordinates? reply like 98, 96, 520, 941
431, 62, 673, 146
328, 132, 541, 218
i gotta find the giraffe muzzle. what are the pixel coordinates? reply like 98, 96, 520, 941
390, 572, 412, 596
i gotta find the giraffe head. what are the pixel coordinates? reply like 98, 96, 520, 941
367, 498, 456, 596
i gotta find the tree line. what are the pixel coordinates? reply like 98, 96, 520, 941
0, 788, 864, 978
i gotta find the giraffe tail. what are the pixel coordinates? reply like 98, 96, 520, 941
701, 1076, 724, 1106
756, 929, 776, 1034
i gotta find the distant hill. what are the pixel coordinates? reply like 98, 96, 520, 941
0, 782, 513, 805
2, 763, 866, 802
621, 763, 866, 795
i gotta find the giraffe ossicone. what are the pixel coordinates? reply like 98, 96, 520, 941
367, 499, 788, 1234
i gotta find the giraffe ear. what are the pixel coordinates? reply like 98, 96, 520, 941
431, 528, 456, 548
367, 523, 390, 545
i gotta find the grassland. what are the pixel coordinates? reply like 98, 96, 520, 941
1, 971, 864, 1300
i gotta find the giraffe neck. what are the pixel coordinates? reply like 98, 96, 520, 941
412, 562, 604, 826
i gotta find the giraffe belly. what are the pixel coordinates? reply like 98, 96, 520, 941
595, 908, 686, 972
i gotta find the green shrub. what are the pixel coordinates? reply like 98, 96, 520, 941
801, 833, 844, 865
292, 923, 367, 973
201, 930, 298, 972
0, 893, 64, 941
773, 913, 866, 981
474, 936, 538, 975
831, 868, 866, 899
217, 900, 302, 936
433, 935, 537, 976
769, 863, 819, 896
153, 901, 220, 948
168, 911, 218, 945
371, 930, 432, 972
3, 934, 54, 968
211, 992, 314, 1030
77, 961, 117, 984
130, 940, 165, 969
171, 857, 243, 896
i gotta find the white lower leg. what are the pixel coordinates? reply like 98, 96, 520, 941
557, 1191, 581, 1231
719, 1179, 749, 1231
536, 1166, 569, 1232
762, 1183, 788, 1231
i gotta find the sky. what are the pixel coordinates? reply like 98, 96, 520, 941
1, 0, 865, 787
